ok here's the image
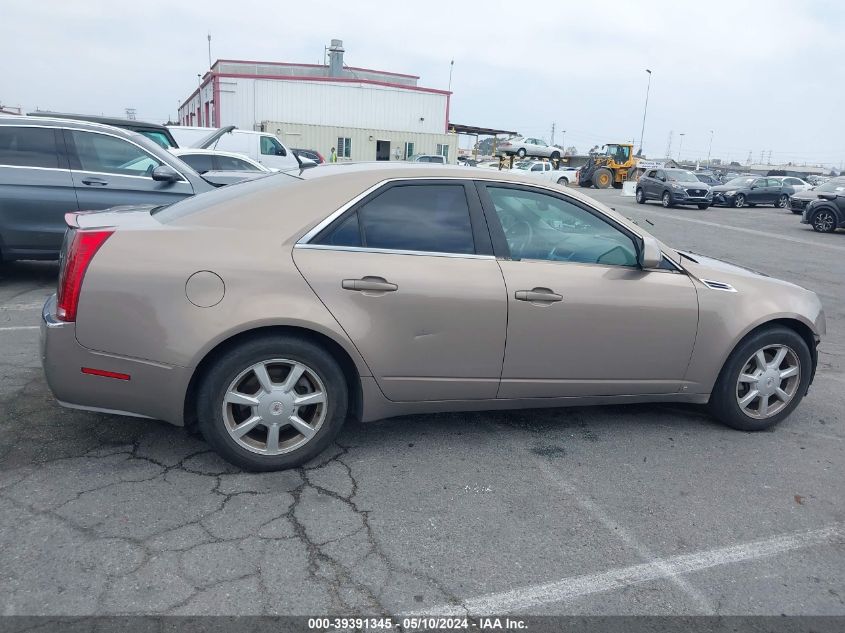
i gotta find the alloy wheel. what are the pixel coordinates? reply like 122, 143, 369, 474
221, 358, 327, 455
734, 194, 745, 208
777, 195, 789, 208
735, 344, 801, 420
812, 211, 835, 233
662, 192, 671, 207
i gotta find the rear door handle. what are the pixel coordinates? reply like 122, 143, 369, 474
81, 177, 108, 187
342, 276, 398, 292
515, 287, 563, 303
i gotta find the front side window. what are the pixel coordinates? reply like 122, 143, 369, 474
646, 170, 657, 178
217, 155, 261, 171
315, 184, 475, 255
260, 136, 286, 156
0, 127, 58, 168
179, 153, 214, 174
486, 186, 637, 266
70, 131, 162, 176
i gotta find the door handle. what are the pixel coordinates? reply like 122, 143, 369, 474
515, 287, 563, 303
81, 177, 108, 187
342, 276, 398, 292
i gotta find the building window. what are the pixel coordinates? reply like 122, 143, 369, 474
337, 137, 351, 159
404, 142, 415, 160
436, 144, 449, 160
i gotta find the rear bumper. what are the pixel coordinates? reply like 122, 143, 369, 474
40, 294, 189, 426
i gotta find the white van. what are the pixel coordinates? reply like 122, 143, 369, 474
167, 126, 300, 171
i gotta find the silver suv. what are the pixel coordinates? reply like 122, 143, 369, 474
0, 116, 217, 261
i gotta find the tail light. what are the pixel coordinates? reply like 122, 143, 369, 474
56, 228, 114, 322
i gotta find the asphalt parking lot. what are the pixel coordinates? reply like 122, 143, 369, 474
0, 189, 842, 617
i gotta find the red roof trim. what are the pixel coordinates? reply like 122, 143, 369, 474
213, 58, 420, 79
210, 72, 451, 95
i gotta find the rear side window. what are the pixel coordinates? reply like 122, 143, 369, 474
0, 127, 59, 168
315, 184, 475, 255
179, 153, 215, 173
217, 155, 261, 171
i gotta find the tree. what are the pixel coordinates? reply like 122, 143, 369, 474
565, 145, 577, 156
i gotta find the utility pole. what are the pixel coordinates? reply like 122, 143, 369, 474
746, 151, 752, 165
550, 122, 555, 145
678, 133, 685, 162
665, 130, 673, 159
207, 33, 212, 68
706, 130, 714, 166
637, 69, 652, 156
561, 130, 566, 152
448, 59, 454, 93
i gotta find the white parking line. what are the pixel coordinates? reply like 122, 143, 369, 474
625, 207, 845, 253
0, 301, 45, 311
0, 326, 39, 331
408, 524, 841, 616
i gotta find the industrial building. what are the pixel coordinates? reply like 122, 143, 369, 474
177, 40, 457, 163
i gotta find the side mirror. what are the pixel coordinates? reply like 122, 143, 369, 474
660, 176, 667, 182
152, 165, 183, 183
639, 235, 662, 269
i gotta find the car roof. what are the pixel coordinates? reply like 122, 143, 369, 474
0, 114, 142, 138
27, 111, 169, 133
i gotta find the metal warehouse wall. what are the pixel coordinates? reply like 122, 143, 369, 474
265, 121, 459, 164
218, 78, 448, 134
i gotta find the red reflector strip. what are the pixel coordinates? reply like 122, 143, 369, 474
81, 367, 131, 381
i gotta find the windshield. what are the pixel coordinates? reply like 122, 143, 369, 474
725, 177, 755, 187
666, 170, 699, 183
815, 179, 845, 193
515, 162, 533, 170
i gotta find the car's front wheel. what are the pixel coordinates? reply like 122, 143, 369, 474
517, 148, 527, 158
662, 191, 674, 208
635, 188, 646, 204
733, 194, 746, 208
709, 326, 812, 431
697, 204, 710, 210
811, 209, 837, 233
197, 335, 348, 471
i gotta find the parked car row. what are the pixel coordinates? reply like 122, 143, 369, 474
711, 176, 794, 209
793, 177, 845, 233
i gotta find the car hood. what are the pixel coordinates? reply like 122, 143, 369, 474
791, 188, 821, 202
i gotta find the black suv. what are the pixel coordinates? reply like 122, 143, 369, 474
636, 168, 712, 209
800, 179, 845, 233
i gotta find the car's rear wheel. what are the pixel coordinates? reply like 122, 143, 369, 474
811, 209, 837, 233
197, 335, 348, 471
517, 148, 527, 158
733, 194, 746, 208
662, 191, 674, 208
709, 326, 811, 431
556, 176, 569, 186
635, 188, 646, 204
776, 194, 789, 208
550, 151, 561, 161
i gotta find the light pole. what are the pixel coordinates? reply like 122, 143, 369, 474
448, 59, 454, 93
637, 69, 652, 156
706, 130, 714, 166
562, 130, 566, 153
678, 133, 685, 162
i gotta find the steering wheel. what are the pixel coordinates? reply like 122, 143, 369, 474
506, 220, 533, 258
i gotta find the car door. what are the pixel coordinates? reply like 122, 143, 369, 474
65, 129, 194, 211
476, 182, 698, 398
293, 180, 507, 402
747, 178, 768, 204
0, 125, 78, 258
651, 170, 666, 199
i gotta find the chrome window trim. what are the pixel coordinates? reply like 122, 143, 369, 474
0, 164, 70, 172
293, 243, 495, 260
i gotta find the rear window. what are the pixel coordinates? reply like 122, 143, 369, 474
152, 171, 301, 222
179, 153, 215, 173
0, 126, 59, 168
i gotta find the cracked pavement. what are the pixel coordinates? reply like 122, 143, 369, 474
0, 193, 843, 616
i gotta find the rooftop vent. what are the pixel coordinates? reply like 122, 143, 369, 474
328, 39, 345, 77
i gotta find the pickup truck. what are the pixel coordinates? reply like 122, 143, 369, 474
514, 160, 580, 186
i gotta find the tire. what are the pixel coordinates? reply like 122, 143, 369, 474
635, 188, 646, 204
776, 194, 789, 209
197, 335, 349, 471
697, 204, 710, 210
594, 168, 613, 189
550, 151, 561, 161
556, 177, 569, 186
579, 180, 592, 188
811, 208, 837, 233
709, 326, 812, 432
662, 191, 674, 208
517, 148, 527, 158
733, 193, 746, 208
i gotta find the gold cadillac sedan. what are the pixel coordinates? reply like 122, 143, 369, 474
41, 163, 825, 471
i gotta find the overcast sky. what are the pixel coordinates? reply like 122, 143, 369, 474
1, 0, 842, 167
